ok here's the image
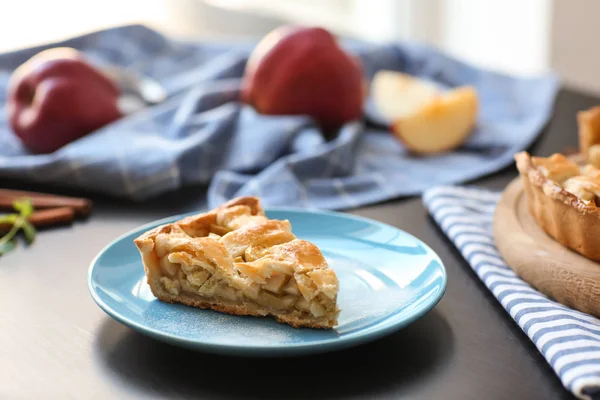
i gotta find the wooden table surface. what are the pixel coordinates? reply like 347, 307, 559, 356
1, 88, 592, 400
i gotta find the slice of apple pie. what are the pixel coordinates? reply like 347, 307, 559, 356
134, 197, 340, 328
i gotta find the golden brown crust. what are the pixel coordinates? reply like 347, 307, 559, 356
578, 106, 600, 157
217, 196, 264, 215
134, 196, 264, 247
261, 240, 336, 274
515, 152, 599, 213
220, 220, 294, 258
175, 196, 264, 238
134, 196, 339, 329
515, 151, 600, 260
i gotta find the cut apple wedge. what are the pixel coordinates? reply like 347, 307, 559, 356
371, 70, 440, 121
392, 86, 478, 155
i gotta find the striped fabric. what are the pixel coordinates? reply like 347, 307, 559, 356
423, 186, 600, 400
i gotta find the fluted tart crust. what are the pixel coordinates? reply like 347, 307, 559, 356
515, 151, 600, 261
134, 196, 340, 329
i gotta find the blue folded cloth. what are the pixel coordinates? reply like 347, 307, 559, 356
0, 25, 558, 209
424, 186, 600, 400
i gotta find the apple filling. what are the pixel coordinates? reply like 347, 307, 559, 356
150, 222, 337, 320
532, 154, 600, 206
155, 255, 336, 319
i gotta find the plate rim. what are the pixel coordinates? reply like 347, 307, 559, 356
88, 207, 447, 356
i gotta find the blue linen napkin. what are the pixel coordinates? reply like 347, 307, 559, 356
424, 185, 600, 400
0, 25, 558, 209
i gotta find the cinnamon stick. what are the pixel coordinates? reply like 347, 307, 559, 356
0, 207, 75, 232
0, 189, 91, 217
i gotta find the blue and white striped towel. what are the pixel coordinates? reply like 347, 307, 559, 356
423, 186, 600, 400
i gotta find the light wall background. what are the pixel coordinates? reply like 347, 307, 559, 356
0, 0, 595, 94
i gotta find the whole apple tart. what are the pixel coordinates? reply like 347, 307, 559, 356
515, 151, 600, 261
514, 106, 600, 261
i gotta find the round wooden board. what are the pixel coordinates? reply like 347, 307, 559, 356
494, 178, 600, 318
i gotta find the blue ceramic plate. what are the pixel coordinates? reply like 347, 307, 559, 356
88, 208, 446, 356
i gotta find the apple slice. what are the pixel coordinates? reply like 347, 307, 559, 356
392, 86, 478, 155
371, 70, 440, 121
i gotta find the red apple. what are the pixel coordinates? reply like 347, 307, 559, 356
6, 47, 121, 154
242, 26, 365, 131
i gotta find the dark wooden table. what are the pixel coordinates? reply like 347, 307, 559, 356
2, 88, 592, 400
